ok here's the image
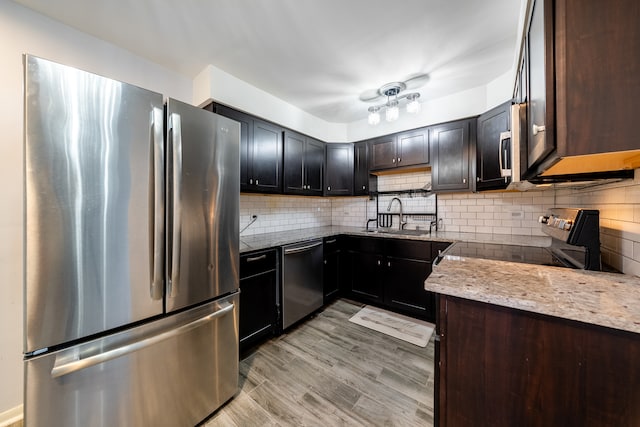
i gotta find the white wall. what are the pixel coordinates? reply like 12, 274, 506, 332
193, 63, 513, 144
0, 0, 192, 417
193, 65, 349, 142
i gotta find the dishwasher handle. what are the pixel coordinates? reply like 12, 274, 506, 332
283, 241, 323, 255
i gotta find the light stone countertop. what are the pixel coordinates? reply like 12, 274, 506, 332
426, 255, 640, 334
240, 226, 551, 253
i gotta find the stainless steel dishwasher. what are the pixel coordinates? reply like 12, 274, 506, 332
282, 239, 324, 329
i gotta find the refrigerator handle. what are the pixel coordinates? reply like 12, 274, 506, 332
50, 302, 235, 378
151, 107, 165, 300
168, 113, 183, 298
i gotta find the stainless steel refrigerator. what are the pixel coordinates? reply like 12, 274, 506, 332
23, 55, 240, 427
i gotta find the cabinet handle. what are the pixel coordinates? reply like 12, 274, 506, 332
245, 254, 267, 262
324, 260, 327, 265
463, 178, 466, 184
249, 178, 253, 185
362, 185, 366, 190
325, 239, 337, 244
256, 179, 259, 185
327, 186, 331, 191
377, 260, 381, 266
392, 158, 396, 163
397, 157, 401, 163
532, 124, 546, 136
387, 261, 391, 267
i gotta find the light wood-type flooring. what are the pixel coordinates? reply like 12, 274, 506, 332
204, 299, 435, 426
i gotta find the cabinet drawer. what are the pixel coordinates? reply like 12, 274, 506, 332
385, 239, 432, 261
347, 236, 385, 254
240, 249, 278, 279
324, 235, 341, 253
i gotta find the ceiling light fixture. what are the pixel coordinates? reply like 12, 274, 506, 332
366, 82, 421, 125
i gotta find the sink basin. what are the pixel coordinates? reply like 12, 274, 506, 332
362, 228, 430, 237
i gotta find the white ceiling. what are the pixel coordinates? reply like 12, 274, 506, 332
14, 0, 523, 124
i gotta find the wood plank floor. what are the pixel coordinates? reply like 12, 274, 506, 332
204, 299, 435, 427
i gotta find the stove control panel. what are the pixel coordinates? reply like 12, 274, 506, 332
539, 215, 573, 231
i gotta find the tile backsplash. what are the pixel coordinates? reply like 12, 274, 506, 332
240, 194, 331, 236
240, 169, 640, 277
553, 171, 640, 276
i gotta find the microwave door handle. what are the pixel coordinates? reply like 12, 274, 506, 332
499, 131, 512, 177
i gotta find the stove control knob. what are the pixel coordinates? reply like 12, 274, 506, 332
563, 220, 573, 231
538, 215, 549, 224
558, 219, 566, 229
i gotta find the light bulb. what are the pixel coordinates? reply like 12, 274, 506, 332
386, 100, 399, 122
406, 93, 421, 114
368, 107, 380, 125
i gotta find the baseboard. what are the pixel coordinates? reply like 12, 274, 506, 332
0, 405, 23, 427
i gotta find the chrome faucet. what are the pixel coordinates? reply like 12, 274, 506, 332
387, 197, 407, 230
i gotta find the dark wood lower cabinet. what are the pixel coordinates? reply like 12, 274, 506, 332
350, 251, 384, 303
384, 256, 433, 318
345, 237, 448, 321
436, 295, 640, 427
239, 249, 278, 353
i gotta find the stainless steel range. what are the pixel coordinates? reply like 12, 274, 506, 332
440, 208, 605, 271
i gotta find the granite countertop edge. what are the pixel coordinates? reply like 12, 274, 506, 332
426, 255, 640, 335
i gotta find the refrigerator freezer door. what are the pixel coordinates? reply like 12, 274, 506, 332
24, 56, 164, 353
166, 99, 240, 312
25, 293, 239, 427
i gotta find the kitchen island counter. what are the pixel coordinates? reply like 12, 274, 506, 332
426, 254, 640, 334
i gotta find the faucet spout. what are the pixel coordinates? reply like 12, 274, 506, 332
387, 197, 406, 230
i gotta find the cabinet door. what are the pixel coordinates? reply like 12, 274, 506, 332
369, 135, 397, 170
239, 249, 278, 351
323, 237, 341, 303
239, 271, 276, 350
353, 141, 370, 195
214, 105, 253, 191
350, 251, 383, 302
431, 119, 474, 192
325, 143, 354, 196
283, 130, 305, 194
305, 138, 325, 195
385, 256, 433, 320
397, 128, 429, 167
476, 101, 511, 191
526, 0, 555, 171
252, 119, 283, 193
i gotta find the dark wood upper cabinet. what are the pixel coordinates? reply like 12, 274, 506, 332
369, 135, 397, 170
431, 118, 476, 192
353, 141, 371, 195
324, 143, 353, 196
369, 127, 430, 172
213, 104, 283, 193
525, 0, 554, 173
251, 119, 284, 193
283, 130, 324, 196
521, 0, 640, 178
397, 128, 429, 167
305, 138, 324, 195
476, 101, 511, 191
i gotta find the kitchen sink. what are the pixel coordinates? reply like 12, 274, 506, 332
362, 228, 431, 237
